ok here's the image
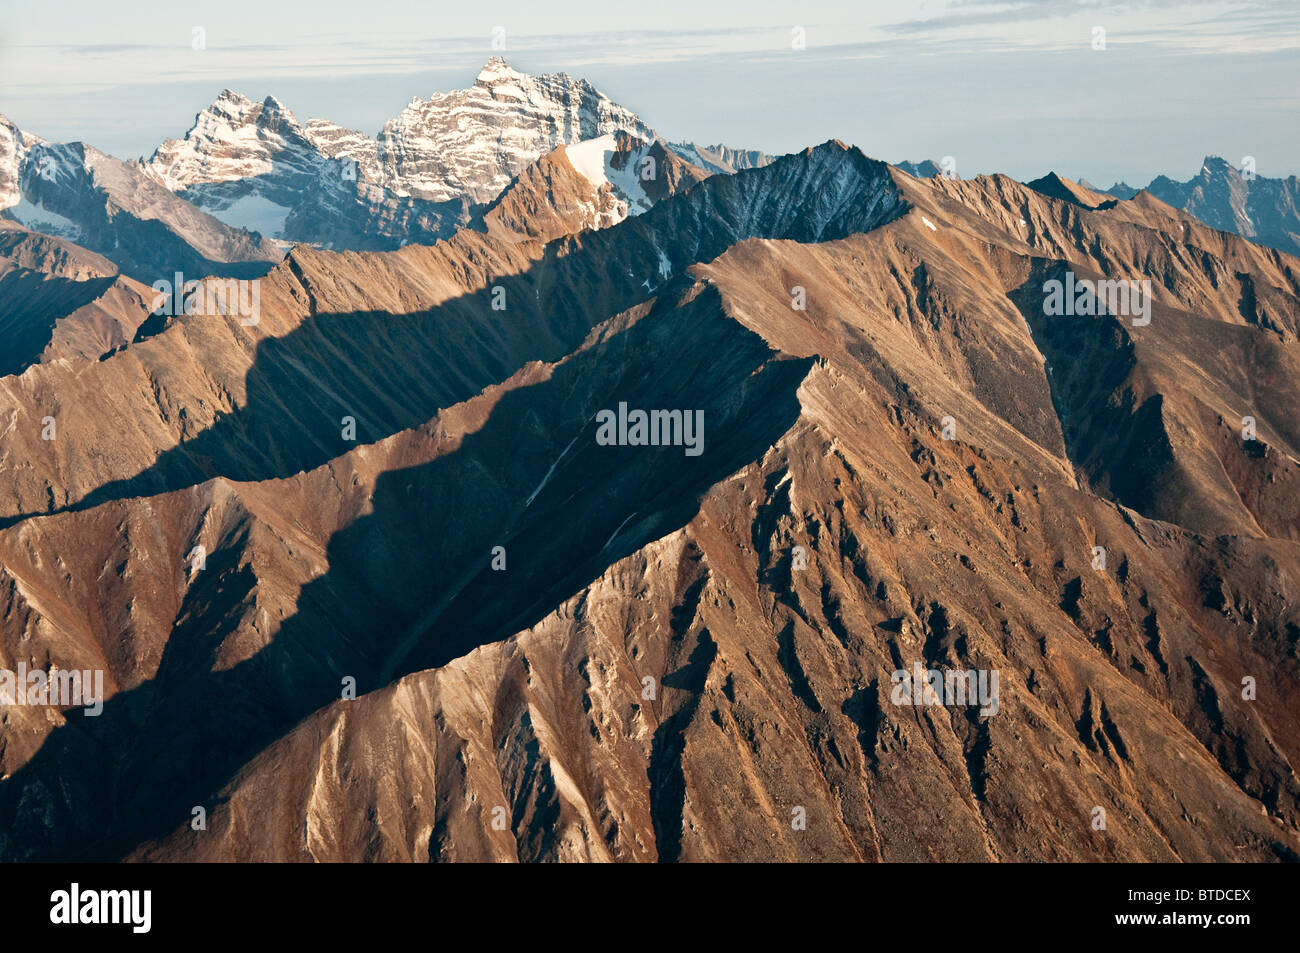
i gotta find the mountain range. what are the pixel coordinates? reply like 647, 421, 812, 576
0, 61, 1297, 863
1, 58, 771, 273
1106, 157, 1300, 259
6, 59, 1296, 276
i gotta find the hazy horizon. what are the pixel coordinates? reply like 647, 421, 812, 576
2, 0, 1298, 186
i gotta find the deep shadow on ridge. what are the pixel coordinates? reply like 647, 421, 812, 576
0, 142, 903, 531
0, 273, 813, 861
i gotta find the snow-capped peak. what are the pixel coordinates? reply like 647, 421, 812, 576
121, 61, 762, 248
376, 60, 654, 203
215, 88, 252, 104
476, 56, 525, 87
140, 87, 320, 193
0, 113, 45, 210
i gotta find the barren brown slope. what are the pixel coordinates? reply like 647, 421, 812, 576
0, 143, 901, 525
0, 272, 812, 860
883, 169, 1300, 538
480, 133, 708, 243
0, 143, 1297, 863
0, 225, 156, 374
131, 225, 1300, 861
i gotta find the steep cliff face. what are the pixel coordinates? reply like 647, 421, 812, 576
0, 114, 40, 210
373, 57, 655, 204
0, 118, 282, 282
0, 143, 1296, 863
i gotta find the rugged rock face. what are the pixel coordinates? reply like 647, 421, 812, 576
0, 141, 1296, 864
667, 142, 773, 176
0, 115, 40, 210
146, 91, 348, 200
894, 159, 943, 179
0, 121, 282, 282
1106, 156, 1300, 258
481, 133, 710, 241
374, 57, 654, 204
135, 59, 747, 251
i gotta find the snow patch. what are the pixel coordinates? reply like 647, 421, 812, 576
565, 134, 616, 190
921, 215, 938, 231
8, 195, 80, 238
605, 151, 652, 217
565, 134, 656, 221
204, 193, 291, 239
600, 512, 637, 554
524, 432, 582, 507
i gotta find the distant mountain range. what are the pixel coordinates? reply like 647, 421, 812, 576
891, 156, 1300, 261
0, 114, 281, 280
1104, 157, 1300, 259
0, 59, 774, 276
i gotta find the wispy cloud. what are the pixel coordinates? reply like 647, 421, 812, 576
884, 0, 1300, 51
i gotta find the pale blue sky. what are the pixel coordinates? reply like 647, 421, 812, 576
1, 0, 1297, 185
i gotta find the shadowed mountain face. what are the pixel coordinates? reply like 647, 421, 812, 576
0, 226, 157, 376
0, 126, 282, 281
0, 140, 1297, 863
0, 143, 901, 526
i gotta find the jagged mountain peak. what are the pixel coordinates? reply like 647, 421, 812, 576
667, 141, 773, 176
214, 87, 253, 105
1114, 152, 1300, 255
187, 88, 303, 131
137, 60, 662, 226
140, 87, 319, 197
894, 158, 941, 178
1200, 154, 1238, 174
470, 56, 593, 95
1026, 170, 1117, 210
375, 62, 652, 204
191, 87, 300, 128
475, 55, 526, 85
799, 139, 887, 175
